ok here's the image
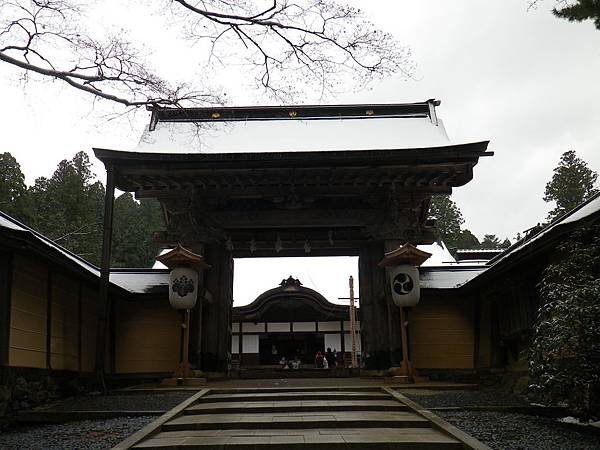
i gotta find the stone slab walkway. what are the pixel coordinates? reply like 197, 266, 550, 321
114, 385, 491, 449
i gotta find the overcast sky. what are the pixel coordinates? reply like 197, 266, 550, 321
2, 0, 599, 305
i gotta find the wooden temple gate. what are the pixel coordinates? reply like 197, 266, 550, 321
94, 102, 490, 374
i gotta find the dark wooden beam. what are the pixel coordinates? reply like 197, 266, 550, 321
95, 166, 116, 381
152, 102, 433, 123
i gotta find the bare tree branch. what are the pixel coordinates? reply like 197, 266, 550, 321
0, 0, 413, 107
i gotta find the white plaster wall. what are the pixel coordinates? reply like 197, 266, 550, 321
242, 334, 259, 353
293, 322, 316, 332
318, 321, 341, 331
231, 335, 239, 354
344, 332, 361, 352
267, 322, 290, 332
242, 322, 265, 333
324, 334, 342, 351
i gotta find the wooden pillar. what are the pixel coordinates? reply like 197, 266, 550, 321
0, 251, 13, 370
189, 243, 205, 370
238, 321, 243, 367
339, 320, 345, 365
201, 244, 233, 373
358, 241, 390, 369
95, 166, 116, 377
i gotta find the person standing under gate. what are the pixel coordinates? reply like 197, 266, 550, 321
325, 347, 336, 368
315, 350, 324, 368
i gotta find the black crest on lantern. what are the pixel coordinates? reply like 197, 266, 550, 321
393, 272, 414, 295
172, 275, 195, 297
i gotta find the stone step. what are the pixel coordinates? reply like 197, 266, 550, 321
185, 399, 409, 415
162, 410, 430, 431
198, 391, 390, 403
133, 427, 462, 449
208, 386, 383, 394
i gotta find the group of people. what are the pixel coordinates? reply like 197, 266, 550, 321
278, 355, 301, 370
314, 348, 342, 369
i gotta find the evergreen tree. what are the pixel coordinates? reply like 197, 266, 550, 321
544, 150, 598, 221
454, 230, 481, 250
28, 152, 105, 264
479, 234, 501, 249
553, 0, 600, 29
0, 152, 31, 222
478, 234, 511, 249
112, 193, 165, 268
429, 195, 480, 249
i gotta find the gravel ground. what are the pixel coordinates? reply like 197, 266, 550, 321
438, 410, 600, 450
401, 389, 600, 450
0, 416, 155, 450
0, 391, 195, 449
400, 388, 529, 408
40, 391, 194, 412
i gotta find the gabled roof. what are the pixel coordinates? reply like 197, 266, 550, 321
233, 277, 351, 322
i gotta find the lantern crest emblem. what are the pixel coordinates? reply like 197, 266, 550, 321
393, 272, 414, 295
172, 275, 195, 297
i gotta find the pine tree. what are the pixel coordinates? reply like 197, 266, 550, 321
112, 193, 165, 268
544, 150, 598, 221
28, 152, 105, 264
553, 0, 600, 29
0, 152, 31, 223
429, 195, 480, 249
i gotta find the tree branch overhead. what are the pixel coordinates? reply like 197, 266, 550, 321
0, 0, 412, 107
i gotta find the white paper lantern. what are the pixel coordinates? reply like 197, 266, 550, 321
389, 264, 420, 307
169, 267, 198, 309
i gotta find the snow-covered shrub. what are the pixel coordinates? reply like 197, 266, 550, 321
529, 223, 600, 417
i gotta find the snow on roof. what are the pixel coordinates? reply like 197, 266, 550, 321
153, 248, 170, 269
420, 266, 485, 289
109, 270, 169, 294
417, 241, 456, 266
134, 116, 451, 154
0, 214, 25, 231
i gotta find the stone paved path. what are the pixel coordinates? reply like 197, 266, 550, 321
116, 386, 490, 449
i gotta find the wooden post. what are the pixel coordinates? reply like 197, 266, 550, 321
349, 276, 358, 369
399, 306, 412, 376
95, 166, 116, 383
174, 309, 193, 378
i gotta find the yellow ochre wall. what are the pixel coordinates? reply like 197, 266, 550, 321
8, 254, 98, 371
51, 274, 79, 371
115, 299, 180, 373
9, 256, 48, 368
410, 296, 475, 369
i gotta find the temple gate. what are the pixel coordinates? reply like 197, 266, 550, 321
94, 101, 490, 373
